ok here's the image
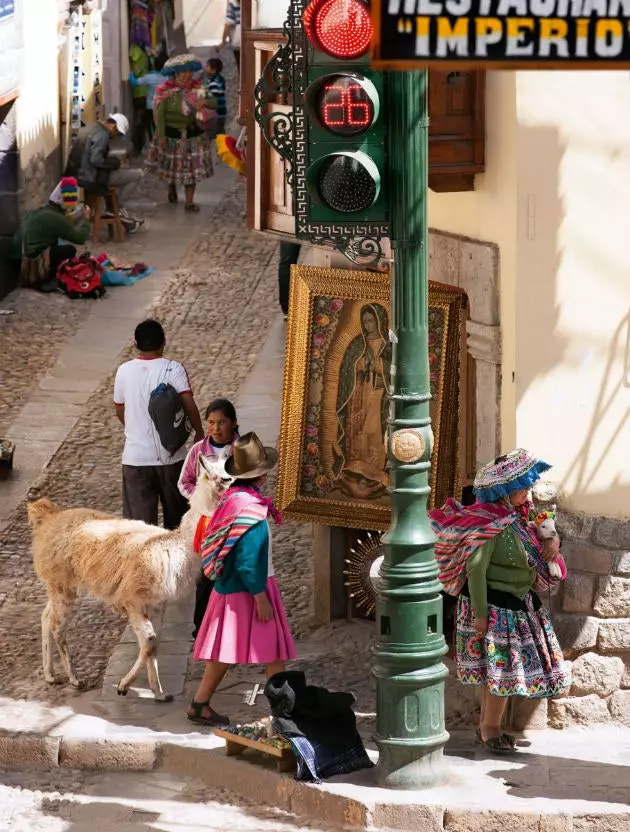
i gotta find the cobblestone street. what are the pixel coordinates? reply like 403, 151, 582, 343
0, 178, 316, 704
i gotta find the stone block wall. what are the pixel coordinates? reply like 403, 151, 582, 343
548, 511, 630, 728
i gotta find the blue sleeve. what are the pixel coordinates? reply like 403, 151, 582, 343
234, 521, 268, 595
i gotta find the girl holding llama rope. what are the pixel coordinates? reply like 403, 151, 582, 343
178, 397, 240, 639
429, 449, 571, 755
187, 432, 296, 727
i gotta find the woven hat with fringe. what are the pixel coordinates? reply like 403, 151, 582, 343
163, 53, 203, 74
473, 449, 552, 503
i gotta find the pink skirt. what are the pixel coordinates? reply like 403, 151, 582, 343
193, 577, 297, 665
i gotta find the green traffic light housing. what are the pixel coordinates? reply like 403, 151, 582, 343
297, 0, 388, 233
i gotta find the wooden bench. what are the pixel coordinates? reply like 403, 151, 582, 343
213, 727, 295, 773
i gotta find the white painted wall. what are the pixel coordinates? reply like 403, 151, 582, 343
16, 0, 59, 171
429, 69, 630, 518
182, 0, 225, 47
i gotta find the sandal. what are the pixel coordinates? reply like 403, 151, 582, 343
187, 700, 230, 727
168, 185, 178, 203
475, 727, 516, 747
184, 203, 200, 212
478, 733, 517, 755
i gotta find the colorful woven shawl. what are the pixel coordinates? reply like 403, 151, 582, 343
429, 499, 517, 596
429, 498, 564, 597
194, 486, 282, 581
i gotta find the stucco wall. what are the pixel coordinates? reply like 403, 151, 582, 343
16, 0, 60, 210
429, 70, 630, 519
514, 71, 630, 519
182, 0, 225, 47
427, 71, 518, 452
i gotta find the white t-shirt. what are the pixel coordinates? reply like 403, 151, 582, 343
113, 357, 193, 466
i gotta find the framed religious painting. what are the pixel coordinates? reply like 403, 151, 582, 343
277, 266, 467, 530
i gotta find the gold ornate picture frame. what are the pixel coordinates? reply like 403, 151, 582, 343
277, 266, 466, 530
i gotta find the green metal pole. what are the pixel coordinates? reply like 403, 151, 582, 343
373, 68, 449, 789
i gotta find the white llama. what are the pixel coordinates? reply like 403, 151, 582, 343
28, 455, 228, 702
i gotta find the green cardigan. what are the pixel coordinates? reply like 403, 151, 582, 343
466, 526, 536, 618
155, 89, 218, 138
214, 520, 269, 596
11, 205, 91, 260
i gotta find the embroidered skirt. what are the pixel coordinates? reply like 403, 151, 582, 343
145, 132, 214, 186
193, 577, 297, 665
455, 591, 571, 698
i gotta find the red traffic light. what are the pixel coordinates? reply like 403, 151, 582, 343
303, 0, 373, 60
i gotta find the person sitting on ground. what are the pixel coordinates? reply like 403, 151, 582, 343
113, 319, 205, 530
178, 397, 240, 639
188, 432, 297, 726
65, 113, 144, 234
203, 58, 227, 138
11, 177, 91, 293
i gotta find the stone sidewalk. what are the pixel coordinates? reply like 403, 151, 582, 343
0, 691, 628, 831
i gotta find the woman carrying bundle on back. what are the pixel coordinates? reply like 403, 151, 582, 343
429, 449, 571, 755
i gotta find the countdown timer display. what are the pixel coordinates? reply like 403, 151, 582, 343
315, 75, 374, 137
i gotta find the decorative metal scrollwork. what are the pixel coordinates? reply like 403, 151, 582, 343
301, 228, 386, 269
253, 13, 295, 185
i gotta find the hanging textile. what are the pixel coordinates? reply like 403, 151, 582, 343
130, 0, 151, 48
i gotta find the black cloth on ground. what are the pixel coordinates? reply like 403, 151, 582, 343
264, 670, 373, 782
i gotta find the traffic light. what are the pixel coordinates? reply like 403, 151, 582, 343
301, 0, 388, 225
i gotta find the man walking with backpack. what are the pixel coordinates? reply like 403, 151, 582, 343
113, 319, 204, 528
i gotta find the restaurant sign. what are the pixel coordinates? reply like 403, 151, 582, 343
371, 0, 630, 69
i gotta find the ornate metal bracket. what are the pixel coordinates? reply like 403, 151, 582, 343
301, 227, 387, 269
252, 14, 295, 186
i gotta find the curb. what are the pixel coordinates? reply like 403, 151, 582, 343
0, 730, 628, 831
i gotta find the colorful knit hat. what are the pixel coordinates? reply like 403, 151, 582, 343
60, 177, 78, 211
163, 53, 203, 74
473, 449, 551, 503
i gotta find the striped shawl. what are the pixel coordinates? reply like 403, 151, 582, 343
429, 498, 563, 597
194, 486, 282, 581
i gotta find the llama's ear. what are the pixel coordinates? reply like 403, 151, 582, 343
551, 503, 557, 513
197, 454, 210, 479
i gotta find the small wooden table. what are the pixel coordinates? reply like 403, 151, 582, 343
213, 727, 296, 773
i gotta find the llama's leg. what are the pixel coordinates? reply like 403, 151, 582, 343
49, 595, 80, 688
142, 613, 172, 703
145, 652, 172, 703
41, 600, 56, 684
117, 612, 172, 702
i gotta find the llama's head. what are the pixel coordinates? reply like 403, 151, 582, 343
188, 452, 234, 518
529, 505, 558, 540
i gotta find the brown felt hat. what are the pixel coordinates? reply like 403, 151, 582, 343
224, 431, 278, 479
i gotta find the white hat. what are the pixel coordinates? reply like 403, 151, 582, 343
108, 112, 129, 136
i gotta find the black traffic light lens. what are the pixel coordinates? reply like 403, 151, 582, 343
317, 154, 377, 214
315, 75, 374, 137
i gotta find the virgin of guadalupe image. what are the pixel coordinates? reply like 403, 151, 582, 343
332, 303, 391, 501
